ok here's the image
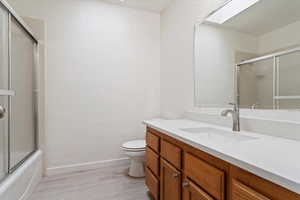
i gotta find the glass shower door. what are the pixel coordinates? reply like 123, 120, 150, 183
0, 4, 9, 180
9, 17, 36, 169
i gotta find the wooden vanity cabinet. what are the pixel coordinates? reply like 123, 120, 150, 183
145, 127, 300, 200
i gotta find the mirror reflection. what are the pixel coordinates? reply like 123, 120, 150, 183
194, 0, 300, 109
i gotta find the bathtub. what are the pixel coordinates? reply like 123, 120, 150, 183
0, 150, 42, 200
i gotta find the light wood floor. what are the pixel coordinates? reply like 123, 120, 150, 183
29, 164, 151, 200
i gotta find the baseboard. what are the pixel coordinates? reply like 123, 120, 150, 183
46, 158, 130, 177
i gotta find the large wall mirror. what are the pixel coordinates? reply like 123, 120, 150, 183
194, 0, 300, 110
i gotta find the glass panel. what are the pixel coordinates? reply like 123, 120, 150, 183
0, 4, 9, 180
277, 51, 300, 109
278, 51, 300, 96
10, 17, 36, 169
239, 59, 274, 109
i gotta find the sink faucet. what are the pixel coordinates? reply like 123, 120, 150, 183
221, 103, 240, 132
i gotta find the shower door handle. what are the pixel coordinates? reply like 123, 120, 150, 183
0, 105, 6, 119
0, 90, 13, 119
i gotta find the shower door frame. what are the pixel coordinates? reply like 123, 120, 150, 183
0, 0, 39, 178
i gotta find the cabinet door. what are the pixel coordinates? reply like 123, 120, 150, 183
160, 158, 181, 200
145, 167, 159, 200
183, 179, 214, 200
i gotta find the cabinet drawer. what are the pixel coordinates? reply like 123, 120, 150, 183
146, 147, 159, 176
161, 140, 181, 169
145, 167, 159, 200
232, 179, 271, 200
184, 153, 225, 200
183, 179, 214, 200
146, 132, 160, 152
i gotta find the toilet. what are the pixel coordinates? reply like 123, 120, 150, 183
121, 140, 146, 178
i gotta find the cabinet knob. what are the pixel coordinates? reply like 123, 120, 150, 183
182, 181, 189, 188
173, 173, 179, 178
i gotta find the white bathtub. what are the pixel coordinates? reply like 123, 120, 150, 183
0, 150, 42, 200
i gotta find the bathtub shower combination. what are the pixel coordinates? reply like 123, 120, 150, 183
0, 0, 41, 199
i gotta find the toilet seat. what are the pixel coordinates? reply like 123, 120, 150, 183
122, 140, 146, 152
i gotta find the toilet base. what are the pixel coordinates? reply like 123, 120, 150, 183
128, 157, 145, 178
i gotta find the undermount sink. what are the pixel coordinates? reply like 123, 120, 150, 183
180, 127, 258, 142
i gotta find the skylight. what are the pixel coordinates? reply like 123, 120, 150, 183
206, 0, 260, 24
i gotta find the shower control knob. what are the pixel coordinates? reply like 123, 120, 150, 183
0, 105, 6, 119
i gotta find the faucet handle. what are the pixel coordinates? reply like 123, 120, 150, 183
229, 102, 236, 106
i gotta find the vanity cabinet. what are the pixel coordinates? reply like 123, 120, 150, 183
145, 127, 300, 200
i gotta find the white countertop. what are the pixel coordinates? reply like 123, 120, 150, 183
143, 118, 300, 194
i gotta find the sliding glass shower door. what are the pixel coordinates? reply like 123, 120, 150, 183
0, 3, 9, 181
0, 0, 38, 177
10, 17, 36, 169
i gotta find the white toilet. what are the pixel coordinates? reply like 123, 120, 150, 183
121, 140, 146, 178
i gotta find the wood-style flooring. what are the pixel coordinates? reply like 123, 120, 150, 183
28, 164, 151, 200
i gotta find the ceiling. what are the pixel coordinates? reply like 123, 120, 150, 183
101, 0, 173, 13
222, 0, 300, 36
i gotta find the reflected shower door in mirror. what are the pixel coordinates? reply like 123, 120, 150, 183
194, 0, 300, 110
239, 58, 274, 109
0, 4, 9, 181
277, 52, 300, 109
10, 17, 36, 169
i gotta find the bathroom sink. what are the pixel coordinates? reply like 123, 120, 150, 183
180, 127, 258, 142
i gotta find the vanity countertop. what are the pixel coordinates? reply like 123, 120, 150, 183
143, 118, 300, 195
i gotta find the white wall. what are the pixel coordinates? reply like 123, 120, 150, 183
7, 0, 161, 170
160, 0, 226, 119
258, 20, 300, 54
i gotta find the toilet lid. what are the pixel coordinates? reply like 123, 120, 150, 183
122, 140, 146, 150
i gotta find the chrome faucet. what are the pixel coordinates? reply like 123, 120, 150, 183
221, 103, 240, 132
